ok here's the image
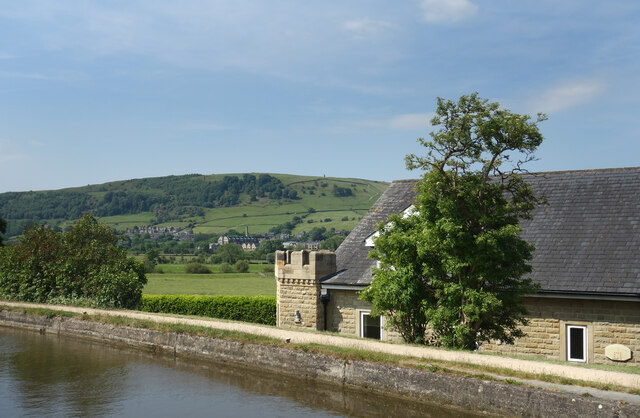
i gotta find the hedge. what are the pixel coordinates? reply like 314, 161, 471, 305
139, 295, 276, 325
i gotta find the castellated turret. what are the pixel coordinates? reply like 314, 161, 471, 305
275, 250, 336, 329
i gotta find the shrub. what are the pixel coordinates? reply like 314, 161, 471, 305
139, 295, 276, 325
219, 262, 233, 273
0, 214, 146, 309
332, 186, 353, 197
184, 263, 211, 274
234, 260, 249, 273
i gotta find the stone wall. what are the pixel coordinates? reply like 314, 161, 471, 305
325, 291, 640, 365
275, 250, 335, 330
326, 289, 371, 335
481, 297, 640, 366
326, 289, 403, 342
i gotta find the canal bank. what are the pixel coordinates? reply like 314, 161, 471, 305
1, 305, 640, 417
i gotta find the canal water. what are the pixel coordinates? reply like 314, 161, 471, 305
0, 327, 484, 417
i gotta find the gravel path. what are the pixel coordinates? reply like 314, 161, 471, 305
3, 300, 640, 395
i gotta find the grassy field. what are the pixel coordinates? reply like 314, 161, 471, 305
144, 273, 275, 296
144, 263, 276, 296
150, 262, 272, 274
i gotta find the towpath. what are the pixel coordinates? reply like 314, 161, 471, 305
2, 300, 640, 403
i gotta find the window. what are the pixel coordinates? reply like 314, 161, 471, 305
360, 311, 381, 340
566, 325, 587, 362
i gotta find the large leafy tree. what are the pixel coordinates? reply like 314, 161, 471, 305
361, 93, 546, 349
212, 243, 245, 264
0, 214, 146, 308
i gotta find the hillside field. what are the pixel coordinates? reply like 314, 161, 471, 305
106, 174, 387, 235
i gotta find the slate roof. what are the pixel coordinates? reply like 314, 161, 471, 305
323, 167, 640, 298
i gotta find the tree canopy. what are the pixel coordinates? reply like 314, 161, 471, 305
0, 216, 6, 246
0, 214, 146, 308
361, 93, 545, 349
212, 243, 245, 264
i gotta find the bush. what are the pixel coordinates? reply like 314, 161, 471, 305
139, 295, 276, 325
0, 214, 146, 309
184, 263, 211, 274
219, 262, 233, 273
234, 260, 249, 273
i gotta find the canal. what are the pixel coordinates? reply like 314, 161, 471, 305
0, 327, 485, 417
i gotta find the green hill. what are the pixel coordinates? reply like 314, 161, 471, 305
0, 173, 389, 238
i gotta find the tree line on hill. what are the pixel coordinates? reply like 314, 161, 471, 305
0, 174, 302, 236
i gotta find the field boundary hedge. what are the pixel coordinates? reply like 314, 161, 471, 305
140, 295, 276, 325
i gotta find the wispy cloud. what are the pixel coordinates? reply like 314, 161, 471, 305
386, 113, 431, 130
0, 2, 408, 91
342, 18, 394, 40
332, 113, 432, 133
527, 79, 606, 113
420, 0, 478, 23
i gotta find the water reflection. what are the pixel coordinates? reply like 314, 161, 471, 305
0, 327, 483, 417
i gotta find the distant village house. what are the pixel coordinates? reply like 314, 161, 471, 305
124, 225, 194, 241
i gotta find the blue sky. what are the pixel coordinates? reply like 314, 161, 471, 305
1, 1, 639, 192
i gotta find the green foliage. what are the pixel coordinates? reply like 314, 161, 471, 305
143, 249, 159, 273
0, 216, 6, 246
308, 226, 327, 241
320, 235, 345, 251
234, 260, 249, 273
362, 93, 545, 349
262, 264, 274, 273
139, 295, 276, 325
332, 186, 354, 197
219, 262, 233, 273
0, 214, 146, 308
212, 243, 244, 264
256, 239, 284, 256
184, 263, 212, 274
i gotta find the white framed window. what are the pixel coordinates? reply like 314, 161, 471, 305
566, 325, 588, 363
359, 311, 382, 340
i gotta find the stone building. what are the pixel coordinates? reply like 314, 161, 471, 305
276, 167, 640, 365
217, 235, 261, 251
